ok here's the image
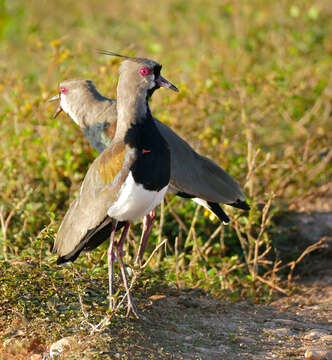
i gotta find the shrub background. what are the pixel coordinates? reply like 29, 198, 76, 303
0, 0, 331, 296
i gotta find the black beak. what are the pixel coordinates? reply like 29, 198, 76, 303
155, 75, 179, 92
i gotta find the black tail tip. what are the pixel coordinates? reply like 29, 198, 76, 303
207, 202, 230, 224
56, 252, 79, 265
52, 245, 67, 264
56, 256, 68, 265
230, 200, 250, 211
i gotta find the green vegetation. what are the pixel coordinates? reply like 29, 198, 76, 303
0, 0, 331, 357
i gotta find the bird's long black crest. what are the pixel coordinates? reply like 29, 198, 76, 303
97, 49, 139, 61
97, 50, 160, 68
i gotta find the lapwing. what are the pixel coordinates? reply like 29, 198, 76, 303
49, 78, 250, 264
52, 52, 178, 317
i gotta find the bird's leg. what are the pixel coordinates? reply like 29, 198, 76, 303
135, 209, 156, 267
108, 219, 118, 311
115, 222, 139, 318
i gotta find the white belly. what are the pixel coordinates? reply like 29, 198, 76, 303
107, 172, 168, 221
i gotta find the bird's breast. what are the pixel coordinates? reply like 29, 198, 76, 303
107, 171, 168, 221
123, 119, 171, 191
130, 145, 170, 191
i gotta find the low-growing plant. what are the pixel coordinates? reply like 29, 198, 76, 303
0, 0, 331, 342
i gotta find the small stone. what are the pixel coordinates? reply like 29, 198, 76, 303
321, 335, 332, 344
304, 329, 329, 340
237, 336, 255, 344
274, 319, 297, 326
29, 355, 42, 360
183, 342, 192, 348
264, 321, 276, 329
149, 294, 166, 301
270, 328, 292, 336
194, 346, 221, 355
218, 344, 230, 353
50, 336, 76, 358
305, 348, 332, 360
177, 295, 199, 308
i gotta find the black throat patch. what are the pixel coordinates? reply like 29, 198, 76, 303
124, 108, 170, 191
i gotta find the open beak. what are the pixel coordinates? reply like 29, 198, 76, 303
47, 93, 63, 119
48, 94, 60, 102
155, 75, 179, 92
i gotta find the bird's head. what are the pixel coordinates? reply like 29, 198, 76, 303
48, 79, 97, 123
98, 50, 178, 99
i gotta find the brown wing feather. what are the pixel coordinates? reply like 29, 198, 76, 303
53, 142, 134, 258
103, 121, 116, 140
98, 142, 126, 185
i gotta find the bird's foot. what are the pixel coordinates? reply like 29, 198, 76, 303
126, 293, 140, 319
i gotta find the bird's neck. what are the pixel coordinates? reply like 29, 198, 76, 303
64, 96, 115, 153
82, 122, 110, 153
115, 84, 152, 141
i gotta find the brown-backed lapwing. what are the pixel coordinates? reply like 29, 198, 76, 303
52, 52, 178, 317
49, 78, 250, 264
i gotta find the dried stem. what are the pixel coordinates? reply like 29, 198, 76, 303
166, 199, 188, 233
202, 224, 223, 253
156, 199, 165, 267
287, 237, 327, 283
175, 236, 179, 286
141, 238, 168, 270
256, 275, 288, 295
0, 195, 30, 261
253, 195, 274, 280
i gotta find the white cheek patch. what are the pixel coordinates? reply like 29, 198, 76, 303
148, 74, 156, 89
60, 95, 80, 126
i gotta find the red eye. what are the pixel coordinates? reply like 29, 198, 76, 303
60, 87, 67, 94
139, 68, 151, 76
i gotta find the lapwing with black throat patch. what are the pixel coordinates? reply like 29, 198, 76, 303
52, 51, 178, 318
49, 75, 250, 267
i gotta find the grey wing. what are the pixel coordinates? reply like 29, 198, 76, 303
155, 119, 246, 205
